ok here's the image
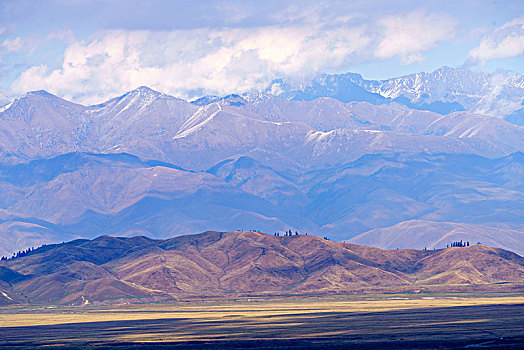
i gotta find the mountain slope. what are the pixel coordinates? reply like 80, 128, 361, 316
0, 91, 94, 163
0, 231, 522, 305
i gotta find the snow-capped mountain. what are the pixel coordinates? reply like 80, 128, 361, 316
270, 66, 524, 122
0, 77, 523, 258
2, 87, 524, 169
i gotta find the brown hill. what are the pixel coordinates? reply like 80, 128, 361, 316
0, 231, 523, 305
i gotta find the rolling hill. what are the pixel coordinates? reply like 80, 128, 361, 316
0, 231, 522, 305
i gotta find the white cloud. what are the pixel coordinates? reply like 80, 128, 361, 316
467, 16, 524, 65
11, 26, 372, 104
375, 10, 458, 64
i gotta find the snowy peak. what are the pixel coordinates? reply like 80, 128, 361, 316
191, 94, 247, 107
88, 85, 194, 126
375, 66, 489, 98
191, 95, 220, 106
269, 73, 386, 105
26, 90, 58, 98
0, 89, 87, 118
368, 67, 524, 118
126, 86, 165, 100
97, 86, 164, 109
15, 90, 85, 108
267, 67, 524, 120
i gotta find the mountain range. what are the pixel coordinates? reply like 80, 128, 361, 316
1, 231, 523, 305
269, 66, 524, 124
0, 66, 523, 258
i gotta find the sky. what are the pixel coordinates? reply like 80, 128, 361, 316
0, 0, 523, 104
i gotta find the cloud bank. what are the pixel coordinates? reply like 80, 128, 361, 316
9, 9, 460, 104
376, 11, 457, 64
467, 16, 524, 65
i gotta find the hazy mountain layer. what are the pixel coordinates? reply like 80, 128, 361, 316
0, 151, 522, 257
1, 231, 522, 305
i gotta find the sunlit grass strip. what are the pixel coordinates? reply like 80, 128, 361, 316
0, 296, 522, 328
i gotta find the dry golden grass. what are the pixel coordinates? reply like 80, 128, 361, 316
0, 293, 522, 350
1, 294, 523, 328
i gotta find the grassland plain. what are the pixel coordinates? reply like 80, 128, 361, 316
0, 293, 523, 349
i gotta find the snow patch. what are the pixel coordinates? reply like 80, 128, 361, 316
1, 291, 13, 301
0, 101, 13, 113
305, 130, 336, 143
174, 104, 222, 139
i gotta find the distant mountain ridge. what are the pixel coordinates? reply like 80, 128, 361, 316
0, 68, 523, 257
266, 66, 524, 122
3, 84, 524, 168
1, 231, 522, 305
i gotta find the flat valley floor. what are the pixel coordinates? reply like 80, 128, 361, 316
0, 293, 523, 349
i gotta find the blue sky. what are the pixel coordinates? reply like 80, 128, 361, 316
0, 0, 523, 104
